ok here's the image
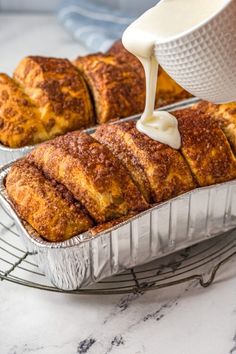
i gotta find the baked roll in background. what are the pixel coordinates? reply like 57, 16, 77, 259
14, 56, 94, 137
73, 53, 146, 124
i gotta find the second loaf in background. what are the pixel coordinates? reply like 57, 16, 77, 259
0, 41, 191, 148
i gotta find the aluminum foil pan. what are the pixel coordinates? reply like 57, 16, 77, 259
0, 97, 200, 166
0, 144, 34, 167
0, 161, 236, 290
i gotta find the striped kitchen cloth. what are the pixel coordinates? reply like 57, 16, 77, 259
57, 0, 158, 52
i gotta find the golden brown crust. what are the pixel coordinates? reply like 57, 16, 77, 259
0, 74, 49, 147
173, 107, 236, 186
189, 101, 236, 154
14, 56, 94, 138
28, 131, 148, 223
6, 159, 92, 242
94, 121, 196, 203
73, 53, 146, 124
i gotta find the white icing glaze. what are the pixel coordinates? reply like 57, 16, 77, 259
122, 0, 226, 149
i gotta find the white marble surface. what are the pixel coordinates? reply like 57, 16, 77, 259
0, 0, 60, 12
1, 13, 236, 354
0, 13, 88, 75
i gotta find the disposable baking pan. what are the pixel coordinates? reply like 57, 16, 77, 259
0, 97, 200, 166
0, 163, 236, 290
1, 98, 236, 290
0, 144, 34, 167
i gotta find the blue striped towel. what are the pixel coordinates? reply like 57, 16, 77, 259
57, 0, 158, 52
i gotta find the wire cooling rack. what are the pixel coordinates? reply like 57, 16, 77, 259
1, 203, 236, 295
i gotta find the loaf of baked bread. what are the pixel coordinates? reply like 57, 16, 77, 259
73, 53, 146, 124
6, 101, 236, 242
0, 41, 191, 148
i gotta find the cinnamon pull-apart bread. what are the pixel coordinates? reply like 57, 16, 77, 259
0, 74, 49, 147
94, 122, 196, 203
28, 131, 148, 223
13, 56, 94, 137
173, 108, 236, 186
6, 159, 93, 242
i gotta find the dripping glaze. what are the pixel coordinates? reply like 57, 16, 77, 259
122, 0, 227, 149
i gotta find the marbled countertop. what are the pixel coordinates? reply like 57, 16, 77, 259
0, 13, 88, 75
1, 13, 236, 354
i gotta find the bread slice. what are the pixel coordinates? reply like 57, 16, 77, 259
6, 159, 92, 242
14, 56, 94, 137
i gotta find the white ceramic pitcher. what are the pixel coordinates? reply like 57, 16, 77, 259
155, 0, 236, 103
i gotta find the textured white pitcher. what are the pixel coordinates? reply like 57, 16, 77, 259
155, 0, 236, 103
